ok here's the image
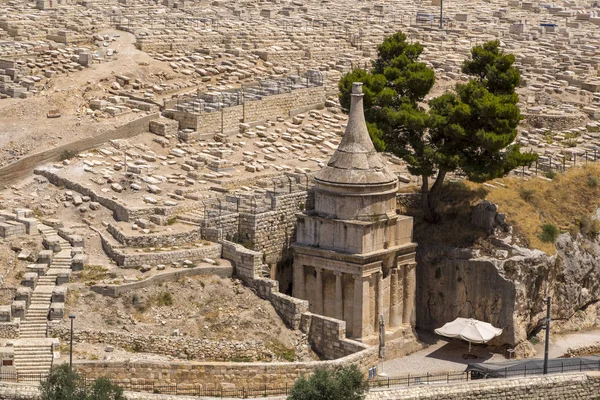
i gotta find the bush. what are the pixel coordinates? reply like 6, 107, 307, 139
578, 215, 600, 238
40, 364, 125, 400
539, 223, 559, 243
587, 176, 598, 188
544, 169, 557, 180
518, 187, 536, 202
288, 365, 368, 400
156, 291, 173, 306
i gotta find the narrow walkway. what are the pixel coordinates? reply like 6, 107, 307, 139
13, 224, 73, 378
381, 329, 600, 377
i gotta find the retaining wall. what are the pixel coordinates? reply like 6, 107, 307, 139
99, 232, 221, 268
90, 264, 233, 297
48, 325, 274, 362
366, 372, 600, 400
166, 86, 325, 136
107, 223, 203, 248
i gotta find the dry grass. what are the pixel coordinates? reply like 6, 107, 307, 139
484, 164, 600, 253
408, 164, 600, 253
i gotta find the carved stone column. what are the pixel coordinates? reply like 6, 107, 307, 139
334, 271, 344, 320
293, 263, 305, 300
402, 263, 416, 326
315, 266, 324, 315
353, 274, 371, 338
389, 267, 401, 328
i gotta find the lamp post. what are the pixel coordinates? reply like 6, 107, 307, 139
440, 0, 444, 29
69, 314, 76, 372
543, 297, 551, 374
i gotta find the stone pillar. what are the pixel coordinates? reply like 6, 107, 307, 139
293, 263, 305, 300
353, 274, 371, 338
315, 267, 324, 315
375, 270, 383, 331
402, 263, 416, 326
389, 267, 401, 328
334, 271, 343, 320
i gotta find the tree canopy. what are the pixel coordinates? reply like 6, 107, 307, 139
40, 364, 125, 400
288, 364, 368, 400
339, 33, 537, 222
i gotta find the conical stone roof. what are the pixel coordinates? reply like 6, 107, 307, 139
314, 82, 397, 186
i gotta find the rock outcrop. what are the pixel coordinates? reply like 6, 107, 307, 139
417, 202, 600, 357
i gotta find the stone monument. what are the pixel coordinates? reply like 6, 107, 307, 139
292, 82, 417, 340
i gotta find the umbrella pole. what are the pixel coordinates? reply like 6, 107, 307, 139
469, 341, 472, 354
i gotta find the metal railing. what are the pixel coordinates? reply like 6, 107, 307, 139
3, 358, 599, 398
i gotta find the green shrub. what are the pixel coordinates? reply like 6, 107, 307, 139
587, 176, 598, 188
544, 169, 557, 180
40, 364, 125, 400
578, 215, 600, 238
156, 291, 173, 306
539, 223, 559, 243
518, 187, 536, 202
288, 365, 368, 400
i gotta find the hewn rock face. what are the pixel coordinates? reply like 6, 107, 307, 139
417, 205, 600, 357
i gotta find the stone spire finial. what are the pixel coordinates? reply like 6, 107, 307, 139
313, 82, 397, 186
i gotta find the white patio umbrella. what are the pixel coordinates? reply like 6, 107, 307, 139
435, 318, 503, 355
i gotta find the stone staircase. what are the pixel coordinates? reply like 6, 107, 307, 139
13, 224, 73, 378
13, 339, 55, 378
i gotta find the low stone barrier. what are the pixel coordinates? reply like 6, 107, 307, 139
563, 342, 600, 358
48, 325, 275, 362
366, 372, 600, 400
90, 264, 233, 297
99, 231, 221, 268
107, 223, 204, 248
0, 321, 19, 339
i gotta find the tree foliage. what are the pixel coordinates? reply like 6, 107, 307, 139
339, 34, 537, 222
288, 364, 368, 400
40, 364, 125, 400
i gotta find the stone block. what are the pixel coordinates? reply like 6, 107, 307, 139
37, 250, 53, 265
52, 286, 67, 303
15, 287, 32, 307
0, 306, 11, 322
21, 272, 38, 289
49, 303, 64, 320
11, 301, 26, 319
71, 254, 86, 271
26, 263, 48, 276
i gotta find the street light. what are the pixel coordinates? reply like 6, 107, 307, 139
69, 314, 76, 372
543, 297, 551, 374
440, 0, 444, 29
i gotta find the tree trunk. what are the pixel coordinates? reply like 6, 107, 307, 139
421, 170, 447, 223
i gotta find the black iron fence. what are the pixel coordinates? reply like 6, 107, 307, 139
2, 359, 600, 398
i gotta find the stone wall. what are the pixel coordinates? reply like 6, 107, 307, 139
0, 113, 159, 186
220, 240, 309, 330
107, 223, 203, 248
0, 321, 19, 339
90, 264, 233, 297
99, 232, 221, 268
166, 86, 325, 136
73, 346, 379, 389
366, 372, 600, 400
240, 191, 312, 264
47, 325, 276, 362
301, 313, 368, 360
221, 240, 263, 280
2, 373, 600, 400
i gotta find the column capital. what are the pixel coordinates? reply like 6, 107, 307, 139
333, 270, 343, 277
315, 266, 323, 273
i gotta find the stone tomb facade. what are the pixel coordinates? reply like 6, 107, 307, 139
292, 83, 417, 340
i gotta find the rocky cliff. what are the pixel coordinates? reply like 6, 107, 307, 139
416, 201, 600, 357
